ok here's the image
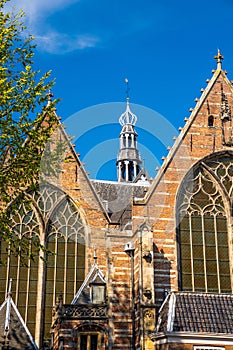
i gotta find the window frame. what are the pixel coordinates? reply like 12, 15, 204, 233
78, 332, 101, 350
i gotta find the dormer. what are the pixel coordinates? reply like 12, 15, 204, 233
89, 271, 106, 304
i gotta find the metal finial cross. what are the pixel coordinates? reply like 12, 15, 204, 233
214, 49, 224, 70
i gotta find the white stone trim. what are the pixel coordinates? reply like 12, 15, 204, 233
194, 347, 224, 350
167, 292, 176, 332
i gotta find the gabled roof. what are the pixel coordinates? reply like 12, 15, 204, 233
71, 262, 106, 304
0, 294, 38, 350
135, 53, 233, 205
155, 291, 233, 335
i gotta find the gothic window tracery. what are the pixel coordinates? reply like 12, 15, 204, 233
177, 153, 232, 293
0, 185, 86, 340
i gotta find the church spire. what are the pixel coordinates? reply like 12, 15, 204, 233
214, 49, 224, 70
116, 79, 141, 182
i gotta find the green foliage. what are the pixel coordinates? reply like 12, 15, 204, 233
0, 0, 60, 263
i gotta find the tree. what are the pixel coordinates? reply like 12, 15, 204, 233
0, 0, 59, 262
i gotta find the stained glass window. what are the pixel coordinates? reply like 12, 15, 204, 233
177, 153, 232, 293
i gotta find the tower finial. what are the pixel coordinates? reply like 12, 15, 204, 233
94, 247, 97, 264
125, 78, 130, 101
214, 49, 224, 70
47, 90, 54, 106
119, 80, 137, 126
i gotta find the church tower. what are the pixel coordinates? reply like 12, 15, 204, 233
116, 82, 142, 182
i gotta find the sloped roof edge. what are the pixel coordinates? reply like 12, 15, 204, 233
71, 263, 106, 304
135, 68, 233, 205
0, 296, 38, 350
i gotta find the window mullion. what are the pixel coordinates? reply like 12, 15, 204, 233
25, 238, 32, 324
15, 250, 21, 306
189, 214, 195, 291
74, 235, 78, 297
63, 237, 68, 303
53, 233, 58, 306
201, 214, 208, 292
214, 214, 221, 292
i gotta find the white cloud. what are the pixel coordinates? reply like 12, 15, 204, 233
36, 31, 99, 54
5, 0, 99, 53
6, 0, 79, 20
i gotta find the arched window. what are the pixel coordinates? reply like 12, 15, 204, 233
0, 185, 86, 341
177, 153, 232, 293
208, 115, 214, 127
45, 197, 85, 335
0, 202, 40, 335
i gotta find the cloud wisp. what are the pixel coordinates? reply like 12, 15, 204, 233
36, 31, 99, 54
5, 0, 79, 21
5, 0, 99, 54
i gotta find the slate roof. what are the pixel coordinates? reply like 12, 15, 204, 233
156, 292, 233, 335
71, 262, 106, 304
0, 295, 38, 350
91, 180, 150, 227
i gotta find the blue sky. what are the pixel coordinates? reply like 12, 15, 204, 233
6, 0, 233, 180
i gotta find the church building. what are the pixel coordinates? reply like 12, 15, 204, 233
1, 51, 233, 350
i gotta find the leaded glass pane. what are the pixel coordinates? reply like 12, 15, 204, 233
192, 230, 203, 244
193, 247, 203, 260
193, 260, 204, 273
206, 260, 217, 274
180, 230, 190, 244
182, 273, 192, 290
220, 275, 232, 291
194, 274, 205, 290
205, 231, 215, 246
218, 247, 229, 259
181, 245, 191, 259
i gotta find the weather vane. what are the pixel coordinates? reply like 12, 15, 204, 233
125, 78, 130, 100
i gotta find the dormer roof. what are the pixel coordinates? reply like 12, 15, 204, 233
0, 293, 38, 350
71, 262, 106, 305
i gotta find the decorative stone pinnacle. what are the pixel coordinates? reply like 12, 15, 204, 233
94, 247, 97, 264
214, 49, 224, 70
47, 90, 54, 105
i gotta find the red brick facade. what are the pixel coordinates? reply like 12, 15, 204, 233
2, 53, 233, 350
51, 56, 233, 350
